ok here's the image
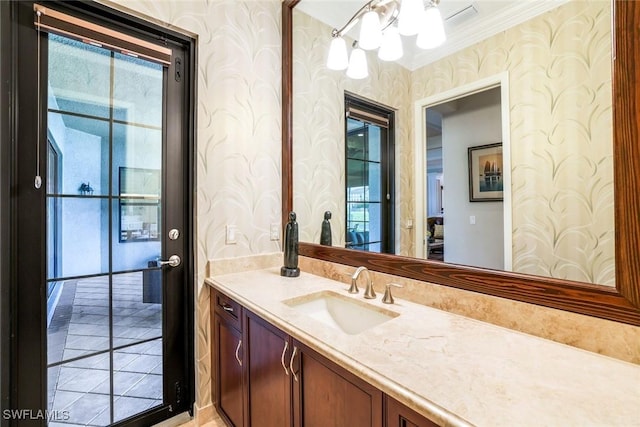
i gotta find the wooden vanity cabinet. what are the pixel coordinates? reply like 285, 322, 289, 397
212, 291, 246, 427
291, 340, 383, 427
385, 396, 439, 427
212, 289, 438, 427
245, 312, 292, 427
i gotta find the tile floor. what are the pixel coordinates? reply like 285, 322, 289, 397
47, 272, 163, 426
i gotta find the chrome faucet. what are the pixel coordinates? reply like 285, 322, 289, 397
350, 266, 376, 299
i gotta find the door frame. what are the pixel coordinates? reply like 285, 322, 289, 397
413, 72, 512, 268
0, 1, 196, 425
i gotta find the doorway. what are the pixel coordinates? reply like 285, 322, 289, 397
4, 2, 195, 426
414, 73, 512, 270
344, 94, 395, 254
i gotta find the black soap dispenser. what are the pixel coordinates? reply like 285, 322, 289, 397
281, 211, 300, 277
320, 211, 332, 246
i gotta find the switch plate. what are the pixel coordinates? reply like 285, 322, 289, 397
270, 223, 280, 241
406, 219, 413, 229
226, 225, 237, 244
469, 215, 476, 225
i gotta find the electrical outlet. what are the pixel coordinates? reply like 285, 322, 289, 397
469, 215, 476, 225
226, 225, 237, 244
270, 223, 280, 241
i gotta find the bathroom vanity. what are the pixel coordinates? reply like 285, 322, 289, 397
207, 268, 640, 427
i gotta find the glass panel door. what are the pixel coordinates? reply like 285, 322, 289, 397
46, 33, 166, 425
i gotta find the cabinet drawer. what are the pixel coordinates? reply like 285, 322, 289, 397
214, 290, 242, 329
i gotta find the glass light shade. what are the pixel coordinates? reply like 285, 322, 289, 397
346, 47, 368, 79
327, 36, 349, 70
358, 10, 382, 50
417, 7, 447, 49
398, 0, 425, 36
378, 27, 403, 61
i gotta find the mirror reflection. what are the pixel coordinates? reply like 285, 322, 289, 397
292, 0, 615, 286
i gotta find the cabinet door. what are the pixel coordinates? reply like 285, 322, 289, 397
385, 395, 439, 427
246, 312, 292, 427
213, 315, 245, 427
292, 341, 383, 427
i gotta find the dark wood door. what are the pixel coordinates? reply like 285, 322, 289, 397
292, 340, 383, 427
246, 312, 292, 427
214, 314, 245, 427
385, 395, 439, 427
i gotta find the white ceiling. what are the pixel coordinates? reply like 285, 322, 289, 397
296, 0, 569, 71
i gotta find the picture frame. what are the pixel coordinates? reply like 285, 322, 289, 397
468, 143, 503, 202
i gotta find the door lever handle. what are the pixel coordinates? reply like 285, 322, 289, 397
158, 255, 181, 268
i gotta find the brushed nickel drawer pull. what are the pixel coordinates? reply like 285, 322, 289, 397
281, 340, 289, 375
289, 346, 299, 382
222, 304, 234, 313
235, 339, 242, 367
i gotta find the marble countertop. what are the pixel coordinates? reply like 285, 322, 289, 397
206, 268, 640, 427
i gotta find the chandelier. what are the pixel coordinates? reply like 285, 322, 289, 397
326, 0, 446, 79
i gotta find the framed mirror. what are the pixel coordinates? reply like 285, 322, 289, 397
282, 0, 640, 325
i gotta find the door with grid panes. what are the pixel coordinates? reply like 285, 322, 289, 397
10, 2, 194, 425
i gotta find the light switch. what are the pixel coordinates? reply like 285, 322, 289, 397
226, 225, 237, 244
469, 215, 476, 225
270, 223, 280, 241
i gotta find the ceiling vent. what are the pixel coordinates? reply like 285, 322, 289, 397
444, 3, 479, 28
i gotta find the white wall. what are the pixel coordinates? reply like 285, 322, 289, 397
442, 87, 504, 270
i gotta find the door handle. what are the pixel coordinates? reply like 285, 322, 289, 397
158, 255, 181, 268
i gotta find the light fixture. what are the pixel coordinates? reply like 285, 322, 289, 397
358, 9, 382, 50
346, 43, 368, 79
397, 0, 425, 36
417, 5, 446, 49
327, 35, 349, 70
378, 26, 403, 61
327, 0, 446, 78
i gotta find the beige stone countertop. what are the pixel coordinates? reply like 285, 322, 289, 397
206, 268, 640, 427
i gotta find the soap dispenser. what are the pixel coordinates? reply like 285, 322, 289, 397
281, 211, 300, 277
320, 211, 332, 246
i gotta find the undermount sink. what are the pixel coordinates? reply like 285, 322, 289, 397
283, 290, 399, 335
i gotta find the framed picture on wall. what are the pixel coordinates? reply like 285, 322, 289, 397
468, 143, 503, 202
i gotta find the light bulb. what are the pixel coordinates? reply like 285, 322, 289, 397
378, 26, 403, 61
417, 6, 446, 49
346, 47, 368, 79
398, 0, 425, 36
327, 36, 349, 70
358, 10, 382, 50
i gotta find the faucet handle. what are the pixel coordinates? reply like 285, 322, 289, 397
363, 281, 376, 299
382, 283, 403, 304
348, 280, 359, 294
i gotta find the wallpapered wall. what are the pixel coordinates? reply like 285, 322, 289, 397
106, 0, 283, 412
294, 0, 614, 285
412, 0, 614, 285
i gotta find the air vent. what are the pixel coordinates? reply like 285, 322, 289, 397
444, 3, 479, 28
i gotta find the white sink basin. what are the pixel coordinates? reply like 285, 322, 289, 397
283, 290, 399, 335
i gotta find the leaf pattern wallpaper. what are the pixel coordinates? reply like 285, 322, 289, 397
108, 0, 283, 412
294, 0, 614, 285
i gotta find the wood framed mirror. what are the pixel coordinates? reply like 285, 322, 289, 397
282, 0, 640, 326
